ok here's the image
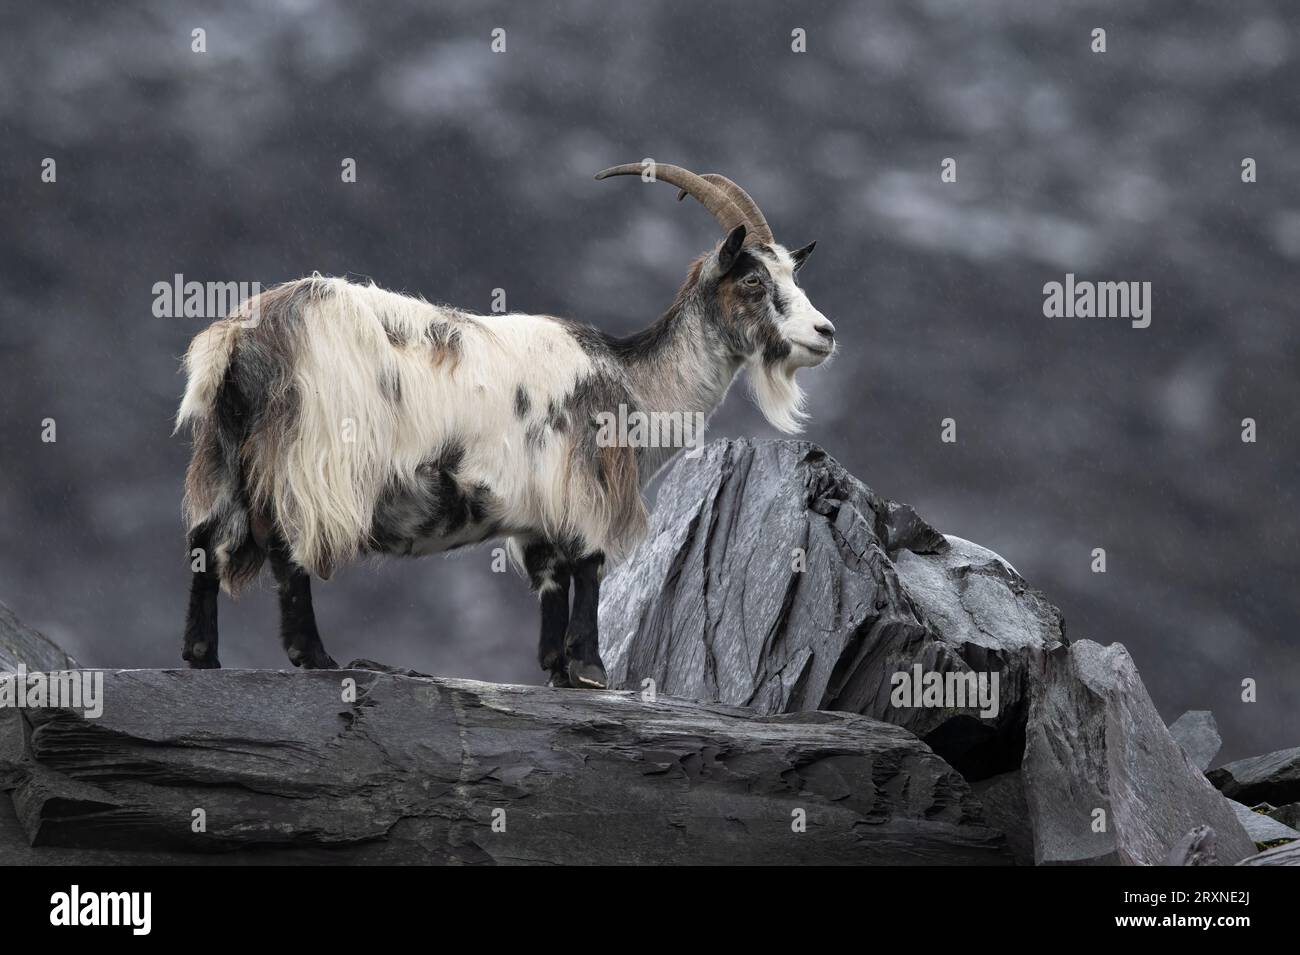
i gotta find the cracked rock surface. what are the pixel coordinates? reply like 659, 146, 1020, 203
0, 667, 1011, 865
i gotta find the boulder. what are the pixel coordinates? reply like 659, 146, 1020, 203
601, 439, 1064, 780
1021, 641, 1256, 865
0, 666, 1011, 865
1207, 747, 1300, 807
1167, 710, 1221, 772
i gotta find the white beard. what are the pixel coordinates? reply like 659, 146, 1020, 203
746, 355, 807, 434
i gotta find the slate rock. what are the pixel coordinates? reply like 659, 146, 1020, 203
1207, 747, 1300, 807
968, 770, 1034, 865
1021, 641, 1255, 865
1228, 801, 1300, 845
601, 439, 1064, 780
0, 667, 1011, 865
1267, 802, 1300, 829
0, 600, 77, 673
1167, 710, 1221, 772
1238, 840, 1300, 866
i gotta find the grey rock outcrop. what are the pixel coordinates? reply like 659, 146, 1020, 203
1019, 641, 1255, 865
0, 667, 1011, 865
603, 440, 1261, 865
1208, 747, 1300, 807
601, 439, 1064, 779
1168, 710, 1221, 772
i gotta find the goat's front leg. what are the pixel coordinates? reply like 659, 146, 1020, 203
522, 541, 572, 687
565, 552, 608, 689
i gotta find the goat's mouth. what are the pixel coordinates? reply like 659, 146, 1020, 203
792, 340, 834, 359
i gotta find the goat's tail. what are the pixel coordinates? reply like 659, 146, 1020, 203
175, 320, 241, 435
176, 318, 265, 594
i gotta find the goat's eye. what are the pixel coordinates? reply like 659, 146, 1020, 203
742, 275, 761, 288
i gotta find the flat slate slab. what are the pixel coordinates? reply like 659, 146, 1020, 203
0, 667, 1011, 865
1208, 747, 1300, 807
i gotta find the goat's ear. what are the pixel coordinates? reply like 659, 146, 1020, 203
716, 224, 747, 274
790, 240, 817, 272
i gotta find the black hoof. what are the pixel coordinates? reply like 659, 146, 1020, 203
546, 669, 574, 689
291, 647, 339, 670
567, 660, 607, 689
183, 643, 221, 669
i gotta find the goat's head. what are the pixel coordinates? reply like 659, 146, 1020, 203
596, 163, 834, 433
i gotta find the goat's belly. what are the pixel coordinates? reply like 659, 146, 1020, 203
366, 463, 504, 557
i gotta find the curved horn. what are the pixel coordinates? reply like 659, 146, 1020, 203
676, 174, 774, 245
594, 162, 751, 239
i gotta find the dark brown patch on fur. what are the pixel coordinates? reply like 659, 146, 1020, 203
380, 366, 402, 404
707, 251, 786, 362
426, 321, 462, 369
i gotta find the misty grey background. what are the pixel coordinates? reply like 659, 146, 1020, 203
1, 1, 1296, 761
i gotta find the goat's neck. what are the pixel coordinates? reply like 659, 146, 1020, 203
615, 298, 741, 479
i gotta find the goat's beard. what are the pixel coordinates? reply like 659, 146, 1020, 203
746, 355, 807, 434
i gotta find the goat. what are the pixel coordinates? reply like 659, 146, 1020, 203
176, 163, 836, 688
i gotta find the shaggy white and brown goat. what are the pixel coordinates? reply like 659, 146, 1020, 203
176, 163, 836, 687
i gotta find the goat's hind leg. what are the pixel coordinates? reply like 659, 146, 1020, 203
182, 523, 222, 669
269, 538, 338, 670
522, 541, 572, 687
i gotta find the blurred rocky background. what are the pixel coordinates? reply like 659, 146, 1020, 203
0, 0, 1296, 761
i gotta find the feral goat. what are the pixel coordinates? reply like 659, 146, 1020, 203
176, 163, 836, 688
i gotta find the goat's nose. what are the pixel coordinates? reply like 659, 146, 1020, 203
814, 320, 836, 341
